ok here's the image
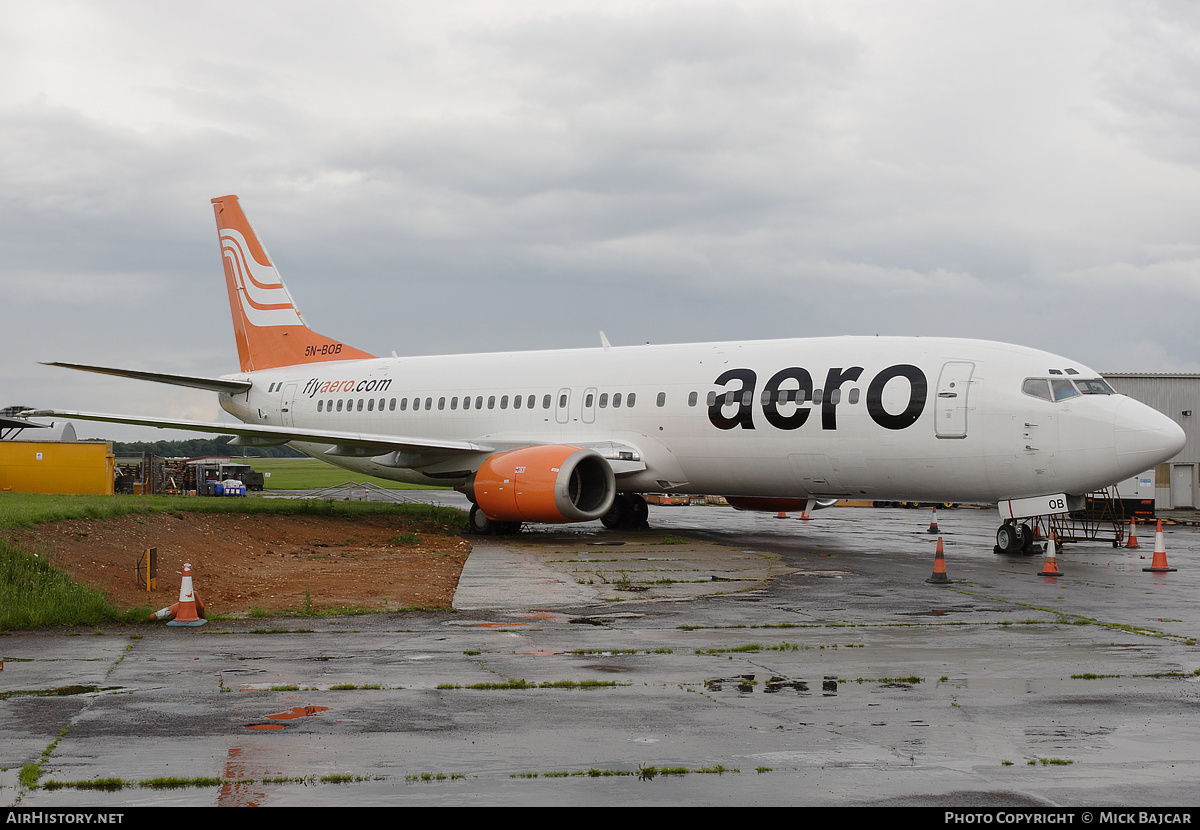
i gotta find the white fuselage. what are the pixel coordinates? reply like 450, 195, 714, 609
218, 335, 1184, 503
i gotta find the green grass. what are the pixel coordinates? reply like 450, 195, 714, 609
248, 458, 449, 491
0, 538, 150, 629
0, 491, 465, 531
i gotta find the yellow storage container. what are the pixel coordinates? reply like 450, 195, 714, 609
0, 442, 115, 495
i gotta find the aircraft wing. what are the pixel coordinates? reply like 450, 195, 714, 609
42, 362, 253, 394
20, 409, 494, 457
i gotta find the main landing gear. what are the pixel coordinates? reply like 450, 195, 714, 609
600, 494, 650, 530
994, 520, 1035, 555
467, 504, 522, 536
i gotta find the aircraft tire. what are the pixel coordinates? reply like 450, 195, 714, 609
600, 497, 627, 529
630, 495, 649, 528
468, 504, 494, 535
601, 494, 646, 530
995, 522, 1023, 555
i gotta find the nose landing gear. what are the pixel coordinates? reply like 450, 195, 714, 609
995, 520, 1034, 555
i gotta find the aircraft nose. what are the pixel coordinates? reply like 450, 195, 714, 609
1114, 398, 1186, 472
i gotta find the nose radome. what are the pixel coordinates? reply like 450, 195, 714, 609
1114, 398, 1186, 473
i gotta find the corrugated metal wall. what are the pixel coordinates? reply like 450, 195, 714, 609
1103, 374, 1198, 508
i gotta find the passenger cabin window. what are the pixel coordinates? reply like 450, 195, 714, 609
527, 395, 535, 409
500, 395, 509, 409
599, 393, 608, 408
356, 399, 364, 411
543, 394, 552, 409
613, 393, 622, 408
317, 400, 324, 412
390, 398, 396, 411
688, 391, 697, 407
513, 395, 521, 410
336, 400, 343, 412
627, 393, 636, 407
657, 392, 666, 407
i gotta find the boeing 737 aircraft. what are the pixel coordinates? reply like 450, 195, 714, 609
26, 196, 1186, 553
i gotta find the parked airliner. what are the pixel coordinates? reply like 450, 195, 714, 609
27, 196, 1185, 553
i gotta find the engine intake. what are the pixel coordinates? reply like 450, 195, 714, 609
462, 445, 616, 523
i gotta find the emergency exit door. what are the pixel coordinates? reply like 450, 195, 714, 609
935, 362, 974, 438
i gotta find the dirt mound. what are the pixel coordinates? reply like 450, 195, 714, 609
4, 511, 471, 618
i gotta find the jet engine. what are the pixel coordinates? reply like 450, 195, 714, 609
461, 445, 616, 523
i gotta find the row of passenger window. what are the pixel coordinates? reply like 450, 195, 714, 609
317, 394, 549, 413
694, 388, 860, 407
316, 391, 647, 413
313, 386, 856, 414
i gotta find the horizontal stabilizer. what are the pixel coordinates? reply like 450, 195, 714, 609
43, 362, 252, 394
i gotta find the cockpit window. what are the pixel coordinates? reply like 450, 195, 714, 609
1022, 378, 1052, 401
1074, 378, 1115, 395
1025, 376, 1114, 401
1051, 378, 1080, 401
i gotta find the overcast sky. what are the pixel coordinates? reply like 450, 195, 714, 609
4, 0, 1200, 441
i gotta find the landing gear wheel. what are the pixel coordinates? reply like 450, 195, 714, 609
1018, 523, 1034, 554
600, 496, 628, 530
468, 504, 494, 535
995, 522, 1023, 555
630, 495, 649, 528
601, 494, 648, 530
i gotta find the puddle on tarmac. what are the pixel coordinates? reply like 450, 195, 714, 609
267, 705, 329, 720
244, 705, 329, 729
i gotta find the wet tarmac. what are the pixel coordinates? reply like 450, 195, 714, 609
3, 499, 1199, 806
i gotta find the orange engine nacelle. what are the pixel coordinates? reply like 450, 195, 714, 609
463, 445, 616, 523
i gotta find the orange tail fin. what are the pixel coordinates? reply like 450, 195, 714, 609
212, 195, 374, 372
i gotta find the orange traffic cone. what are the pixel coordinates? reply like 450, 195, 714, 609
166, 563, 208, 627
1038, 533, 1061, 576
776, 512, 787, 519
1143, 520, 1176, 573
149, 602, 179, 621
926, 537, 952, 584
927, 507, 939, 534
1126, 517, 1139, 549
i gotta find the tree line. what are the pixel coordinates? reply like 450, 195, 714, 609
107, 436, 305, 458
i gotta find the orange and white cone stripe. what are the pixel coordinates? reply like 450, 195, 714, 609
166, 563, 208, 627
1143, 520, 1176, 573
1126, 517, 1139, 548
926, 537, 952, 584
1038, 532, 1061, 576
